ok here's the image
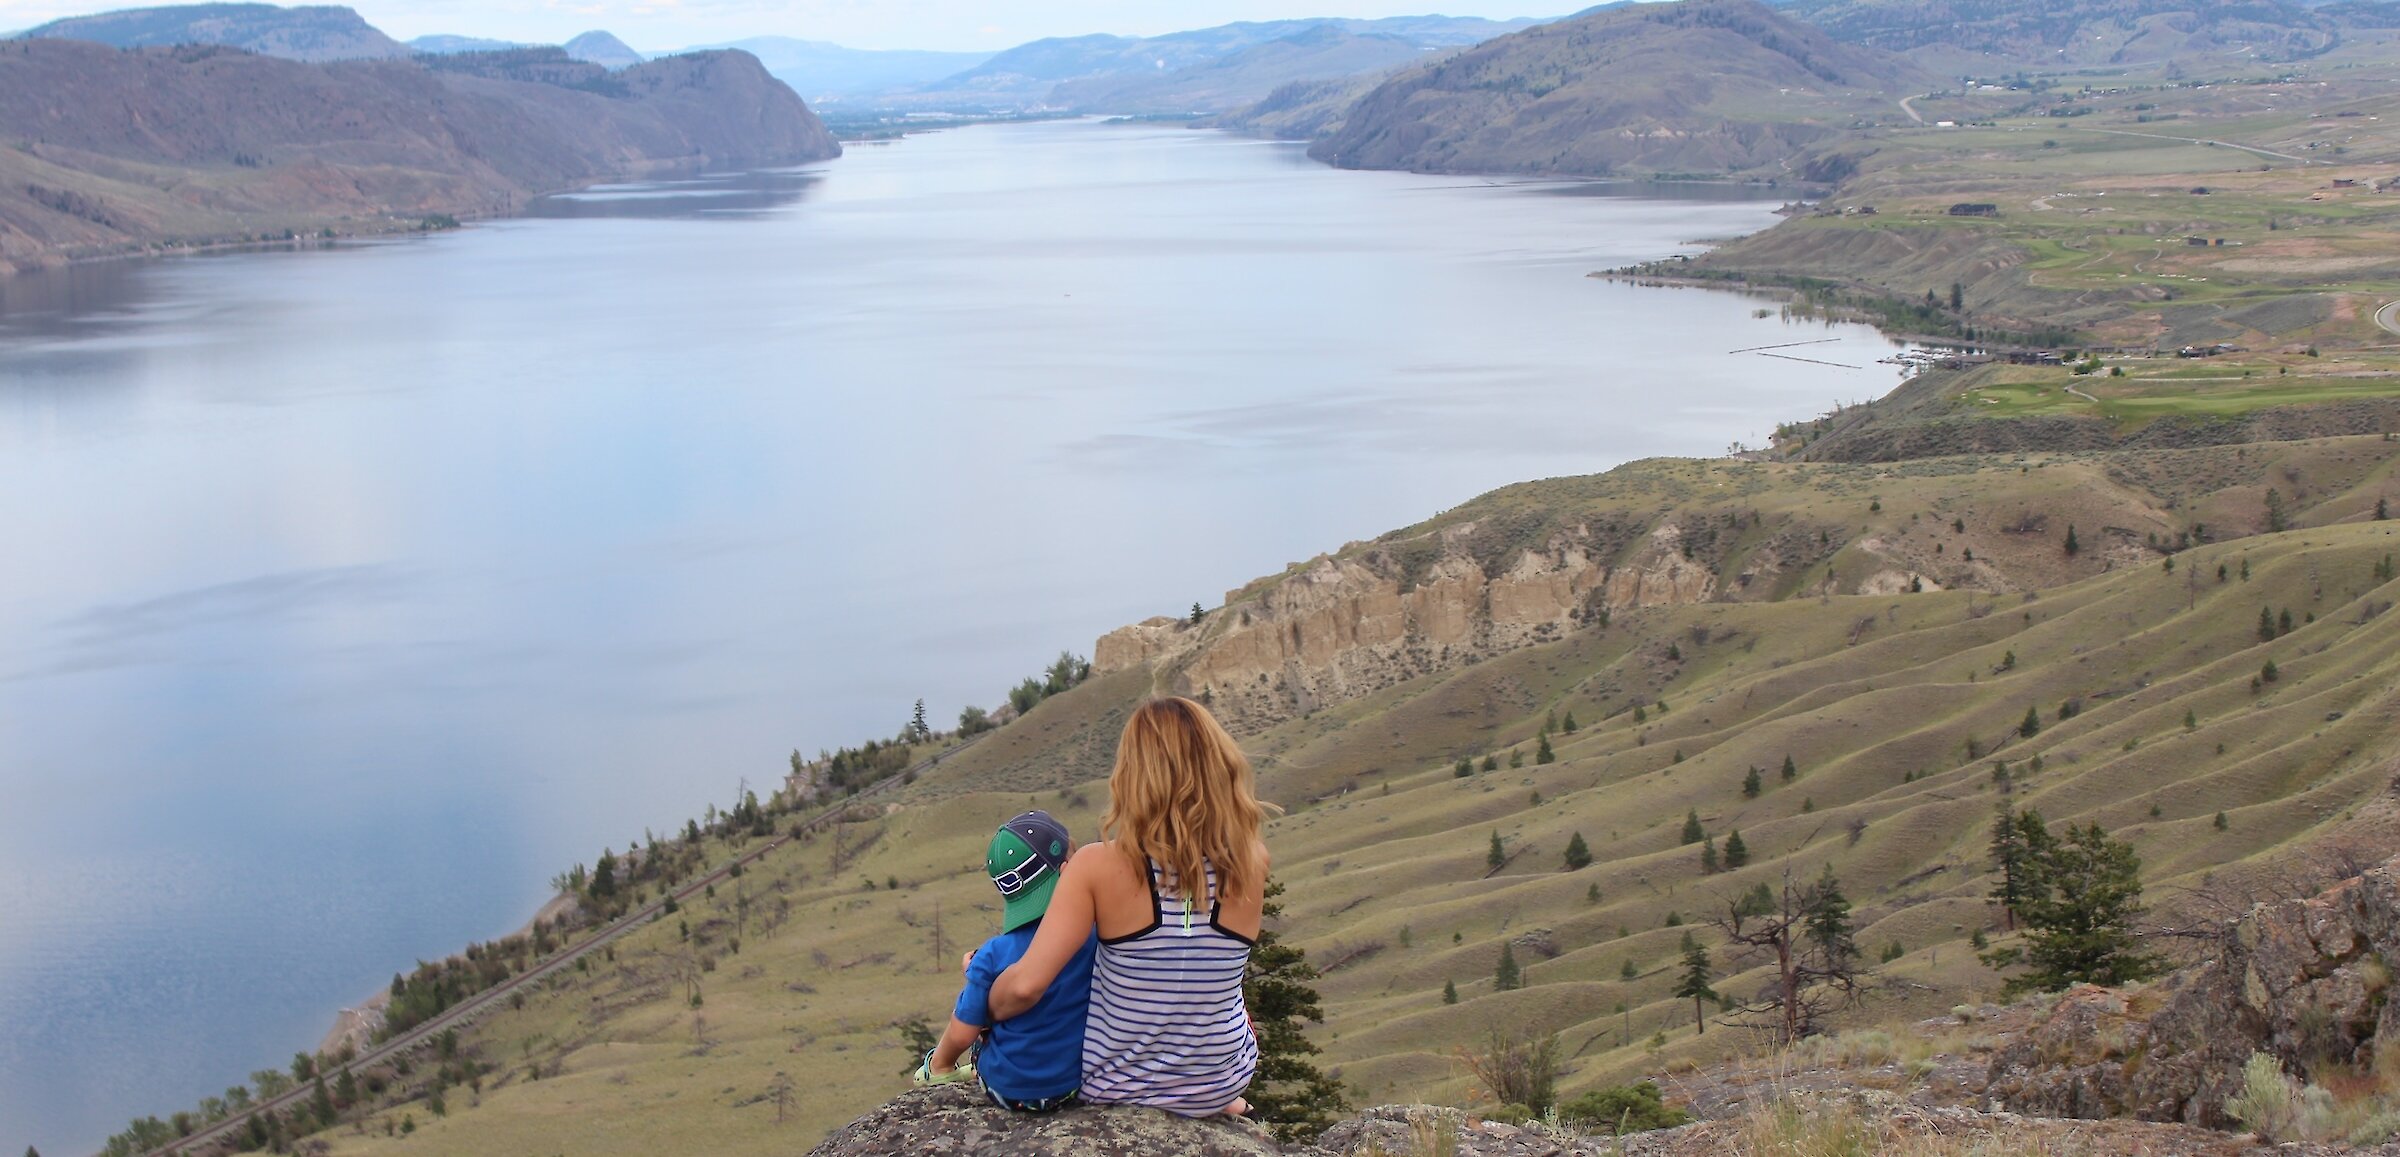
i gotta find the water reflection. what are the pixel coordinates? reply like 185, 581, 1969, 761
522, 167, 828, 219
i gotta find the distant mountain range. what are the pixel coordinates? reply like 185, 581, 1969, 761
888, 14, 1547, 110
681, 37, 993, 100
564, 30, 644, 70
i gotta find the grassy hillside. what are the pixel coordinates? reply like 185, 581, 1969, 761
1309, 0, 1928, 178
295, 436, 2400, 1154
19, 3, 407, 62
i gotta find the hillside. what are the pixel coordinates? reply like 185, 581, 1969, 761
1310, 0, 1928, 178
182, 432, 2395, 1157
1781, 0, 2352, 67
1048, 26, 1436, 116
0, 41, 839, 276
17, 2, 405, 60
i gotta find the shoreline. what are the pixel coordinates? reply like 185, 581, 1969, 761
314, 888, 580, 1056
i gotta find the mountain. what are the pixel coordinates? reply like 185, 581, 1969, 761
1780, 0, 2350, 66
896, 15, 1547, 108
1312, 0, 1927, 177
17, 2, 406, 60
564, 29, 644, 69
407, 34, 528, 55
1048, 25, 1438, 115
0, 41, 838, 275
1206, 73, 1390, 139
679, 37, 991, 99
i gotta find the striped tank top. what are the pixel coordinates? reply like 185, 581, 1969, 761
1079, 858, 1260, 1116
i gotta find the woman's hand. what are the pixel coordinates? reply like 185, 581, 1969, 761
988, 846, 1101, 1019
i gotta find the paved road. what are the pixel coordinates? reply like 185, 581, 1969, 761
153, 737, 978, 1155
2376, 299, 2400, 338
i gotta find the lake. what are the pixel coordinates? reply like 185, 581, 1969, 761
0, 118, 1897, 1153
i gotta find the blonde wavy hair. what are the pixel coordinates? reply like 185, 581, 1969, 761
1101, 697, 1277, 904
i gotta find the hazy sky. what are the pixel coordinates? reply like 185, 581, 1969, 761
2, 1, 1560, 51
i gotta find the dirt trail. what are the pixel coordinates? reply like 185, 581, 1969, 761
2375, 299, 2400, 337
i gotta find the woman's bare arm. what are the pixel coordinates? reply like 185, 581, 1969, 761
987, 847, 1102, 1020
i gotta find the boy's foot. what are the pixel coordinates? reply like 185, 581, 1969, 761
1221, 1097, 1254, 1119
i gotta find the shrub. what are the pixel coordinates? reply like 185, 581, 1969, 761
1458, 1030, 1561, 1116
1558, 1082, 1690, 1134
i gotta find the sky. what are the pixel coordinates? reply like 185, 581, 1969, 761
0, 0, 1560, 51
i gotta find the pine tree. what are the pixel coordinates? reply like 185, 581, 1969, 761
1949, 280, 1964, 311
2020, 704, 2041, 738
1563, 832, 1592, 871
1723, 829, 1749, 869
589, 849, 618, 900
1536, 733, 1555, 765
1620, 957, 1640, 980
1742, 766, 1763, 798
2378, 497, 2390, 521
1455, 758, 1474, 779
2258, 606, 2277, 642
1700, 837, 1719, 874
910, 698, 930, 742
1991, 823, 2161, 998
311, 1073, 336, 1126
1442, 979, 1458, 1004
1781, 754, 1798, 782
1680, 809, 1705, 845
2064, 525, 2080, 556
1987, 805, 2052, 930
1674, 941, 1718, 1034
1488, 830, 1506, 871
1483, 754, 1499, 772
335, 1068, 358, 1109
1244, 881, 1349, 1138
1495, 941, 1522, 992
1562, 711, 1579, 733
1190, 601, 1206, 625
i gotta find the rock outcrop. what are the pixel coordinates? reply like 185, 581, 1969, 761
1097, 517, 1728, 731
1989, 852, 2400, 1127
805, 1084, 1287, 1156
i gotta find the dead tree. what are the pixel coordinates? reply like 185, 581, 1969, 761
1711, 867, 1867, 1046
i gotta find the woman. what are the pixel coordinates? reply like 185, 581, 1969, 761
986, 696, 1276, 1118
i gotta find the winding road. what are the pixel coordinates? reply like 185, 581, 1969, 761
2066, 124, 2311, 166
2376, 299, 2400, 338
153, 736, 981, 1155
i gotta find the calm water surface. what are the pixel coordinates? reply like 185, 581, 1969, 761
0, 120, 1898, 1152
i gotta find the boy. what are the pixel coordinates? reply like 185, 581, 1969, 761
915, 810, 1097, 1111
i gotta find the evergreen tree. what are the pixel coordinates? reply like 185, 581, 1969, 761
1803, 866, 1859, 974
311, 1073, 336, 1126
1949, 280, 1965, 311
1190, 602, 1205, 625
2279, 608, 2294, 636
1987, 806, 2052, 930
1680, 809, 1705, 845
1620, 957, 1639, 980
2259, 605, 2277, 642
1536, 733, 1555, 765
2064, 525, 2080, 556
1991, 823, 2161, 998
910, 698, 930, 742
1700, 837, 1719, 874
1563, 832, 1592, 871
1482, 754, 1499, 773
1244, 881, 1349, 1138
1442, 979, 1458, 1005
1723, 829, 1749, 869
335, 1068, 358, 1109
1509, 748, 1524, 769
1488, 830, 1506, 871
1562, 711, 1579, 733
1673, 942, 1718, 1034
589, 849, 619, 902
1495, 941, 1522, 992
1455, 758, 1474, 779
1742, 766, 1763, 798
1781, 754, 1798, 782
2378, 497, 2389, 521
2020, 704, 2041, 738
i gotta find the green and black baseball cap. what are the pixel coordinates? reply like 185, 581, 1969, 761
988, 810, 1072, 933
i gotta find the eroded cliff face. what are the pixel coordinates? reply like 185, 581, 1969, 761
1097, 517, 1735, 732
